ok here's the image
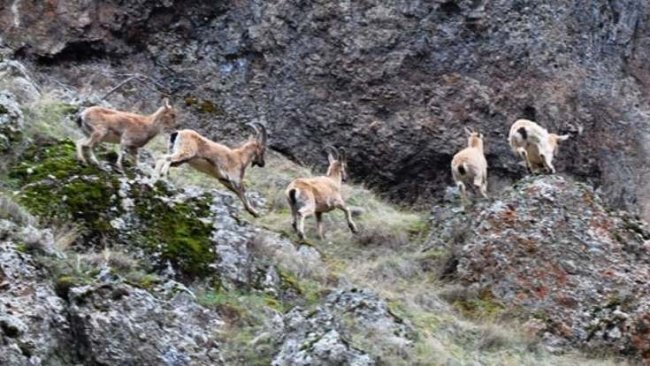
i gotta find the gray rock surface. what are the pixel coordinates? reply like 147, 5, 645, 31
68, 284, 224, 366
0, 216, 228, 366
0, 60, 40, 104
432, 175, 650, 361
273, 288, 414, 366
0, 221, 72, 366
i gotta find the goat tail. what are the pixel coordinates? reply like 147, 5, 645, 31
288, 188, 298, 207
516, 127, 528, 140
168, 131, 179, 153
76, 111, 91, 136
457, 162, 467, 176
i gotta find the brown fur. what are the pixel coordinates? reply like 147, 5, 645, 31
153, 124, 267, 217
76, 98, 177, 172
285, 147, 357, 240
451, 128, 488, 204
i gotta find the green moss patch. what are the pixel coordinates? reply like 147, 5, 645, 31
9, 139, 218, 279
9, 140, 121, 235
131, 183, 216, 278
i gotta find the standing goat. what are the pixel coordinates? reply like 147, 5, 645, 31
285, 146, 358, 241
508, 119, 570, 174
76, 98, 177, 172
153, 123, 267, 217
451, 128, 488, 203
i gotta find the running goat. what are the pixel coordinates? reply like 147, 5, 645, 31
76, 98, 177, 172
285, 146, 358, 240
153, 123, 267, 217
451, 127, 488, 203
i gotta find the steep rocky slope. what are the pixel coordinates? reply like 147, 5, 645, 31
430, 175, 650, 359
1, 0, 649, 220
1, 77, 643, 364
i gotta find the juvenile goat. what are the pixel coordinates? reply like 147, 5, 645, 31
76, 98, 177, 172
153, 123, 267, 217
285, 146, 358, 240
451, 128, 488, 202
508, 119, 570, 174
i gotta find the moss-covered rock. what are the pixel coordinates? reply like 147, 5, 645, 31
9, 138, 218, 279
0, 91, 24, 157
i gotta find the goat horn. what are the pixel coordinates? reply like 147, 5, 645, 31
247, 122, 260, 136
255, 122, 268, 146
324, 145, 339, 160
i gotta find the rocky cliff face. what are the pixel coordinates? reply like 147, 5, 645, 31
1, 0, 649, 219
1, 74, 649, 363
430, 175, 650, 359
2, 1, 650, 364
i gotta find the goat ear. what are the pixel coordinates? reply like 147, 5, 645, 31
557, 134, 570, 142
163, 98, 171, 109
338, 148, 347, 163
464, 127, 472, 135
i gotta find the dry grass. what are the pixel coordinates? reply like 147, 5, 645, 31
0, 194, 36, 226
52, 225, 81, 252
16, 89, 632, 366
158, 148, 634, 365
82, 248, 139, 272
22, 90, 80, 141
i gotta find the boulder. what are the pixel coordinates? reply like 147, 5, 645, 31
0, 60, 40, 104
273, 288, 415, 366
436, 175, 650, 361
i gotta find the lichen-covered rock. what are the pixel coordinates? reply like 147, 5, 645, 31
0, 60, 40, 104
9, 139, 218, 278
0, 221, 72, 366
8, 138, 325, 293
436, 175, 650, 361
273, 288, 415, 366
0, 91, 23, 155
68, 283, 224, 366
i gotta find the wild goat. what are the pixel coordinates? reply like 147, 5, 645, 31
76, 98, 177, 172
451, 128, 488, 202
508, 119, 570, 174
285, 146, 358, 240
153, 123, 267, 217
